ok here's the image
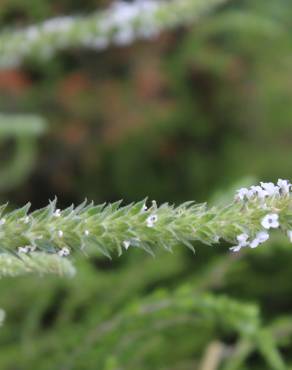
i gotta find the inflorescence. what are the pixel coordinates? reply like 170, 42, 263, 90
0, 0, 229, 68
0, 179, 290, 265
232, 179, 292, 252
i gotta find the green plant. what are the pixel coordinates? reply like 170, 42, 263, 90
0, 180, 290, 275
0, 114, 47, 192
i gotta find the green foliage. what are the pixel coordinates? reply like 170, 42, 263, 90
0, 253, 75, 278
1, 0, 292, 369
0, 114, 47, 192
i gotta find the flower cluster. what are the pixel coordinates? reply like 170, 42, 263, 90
235, 179, 290, 201
231, 179, 292, 252
0, 0, 229, 68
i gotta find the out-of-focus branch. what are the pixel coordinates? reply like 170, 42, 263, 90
0, 0, 231, 68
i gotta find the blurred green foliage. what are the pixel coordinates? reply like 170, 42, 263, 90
0, 114, 46, 192
1, 0, 292, 369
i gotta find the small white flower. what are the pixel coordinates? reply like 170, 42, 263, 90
57, 230, 64, 238
146, 214, 158, 227
123, 240, 131, 250
84, 229, 90, 236
249, 231, 269, 248
142, 204, 147, 212
277, 179, 291, 195
236, 233, 249, 246
26, 26, 38, 41
287, 230, 292, 243
230, 245, 242, 252
23, 216, 30, 224
53, 209, 61, 217
18, 246, 29, 254
235, 188, 250, 201
260, 182, 279, 196
256, 230, 270, 243
0, 218, 6, 225
261, 213, 279, 229
58, 247, 70, 257
19, 245, 36, 253
230, 233, 249, 252
249, 185, 268, 199
249, 239, 260, 249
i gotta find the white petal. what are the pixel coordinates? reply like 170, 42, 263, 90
256, 231, 269, 243
123, 240, 131, 250
277, 179, 290, 194
236, 233, 249, 246
250, 238, 260, 248
230, 245, 242, 252
260, 182, 279, 196
18, 246, 29, 254
250, 186, 268, 199
235, 188, 249, 200
54, 209, 61, 217
146, 214, 158, 227
58, 247, 70, 257
271, 220, 280, 228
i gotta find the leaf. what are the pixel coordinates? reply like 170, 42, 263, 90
6, 203, 31, 222
138, 242, 155, 257
31, 200, 57, 221
86, 236, 112, 259
0, 203, 8, 218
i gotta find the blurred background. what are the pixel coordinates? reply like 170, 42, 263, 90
0, 0, 292, 369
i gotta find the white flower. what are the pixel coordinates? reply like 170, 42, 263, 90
113, 28, 135, 46
146, 214, 158, 227
277, 179, 290, 195
287, 230, 292, 242
236, 233, 249, 246
84, 229, 90, 236
18, 245, 35, 254
256, 230, 270, 243
229, 233, 249, 252
260, 182, 279, 196
58, 247, 70, 257
249, 231, 269, 248
123, 240, 131, 250
261, 213, 279, 229
26, 26, 39, 41
249, 185, 268, 199
235, 188, 250, 201
23, 216, 30, 224
57, 230, 64, 238
230, 245, 242, 252
53, 209, 61, 217
0, 218, 6, 225
42, 17, 73, 33
249, 239, 259, 249
18, 246, 29, 254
